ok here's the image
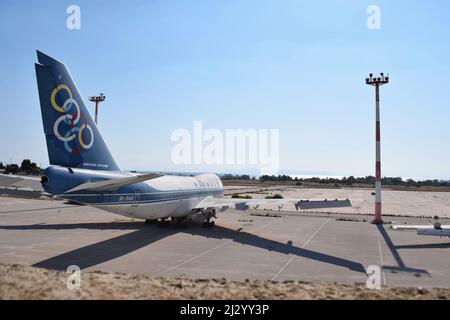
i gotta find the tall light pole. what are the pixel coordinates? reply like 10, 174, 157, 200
366, 73, 389, 225
89, 93, 106, 125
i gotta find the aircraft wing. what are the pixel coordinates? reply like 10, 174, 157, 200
195, 196, 353, 211
65, 173, 163, 193
0, 173, 43, 191
0, 173, 41, 181
194, 196, 297, 211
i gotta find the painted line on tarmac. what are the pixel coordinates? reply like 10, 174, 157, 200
156, 220, 278, 276
271, 217, 331, 281
378, 239, 387, 287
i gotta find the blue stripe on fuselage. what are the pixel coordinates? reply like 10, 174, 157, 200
60, 187, 224, 206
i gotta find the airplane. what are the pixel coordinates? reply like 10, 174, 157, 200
392, 216, 450, 239
34, 51, 293, 226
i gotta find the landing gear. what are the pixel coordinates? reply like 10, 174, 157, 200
171, 216, 188, 228
149, 217, 188, 228
202, 220, 215, 228
145, 208, 217, 228
199, 208, 217, 228
157, 218, 170, 228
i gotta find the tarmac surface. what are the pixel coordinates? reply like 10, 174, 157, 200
1, 196, 450, 288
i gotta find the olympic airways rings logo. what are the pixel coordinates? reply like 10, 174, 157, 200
51, 84, 94, 154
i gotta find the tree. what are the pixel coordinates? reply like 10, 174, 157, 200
29, 162, 40, 175
19, 159, 41, 175
346, 176, 356, 185
20, 159, 32, 172
5, 164, 19, 174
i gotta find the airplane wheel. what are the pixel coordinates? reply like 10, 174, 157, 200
145, 219, 157, 225
202, 221, 215, 228
171, 217, 189, 228
157, 219, 170, 228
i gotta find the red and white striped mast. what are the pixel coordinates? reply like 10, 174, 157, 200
89, 93, 106, 125
366, 73, 389, 225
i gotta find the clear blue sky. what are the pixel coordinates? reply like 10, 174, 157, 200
0, 0, 449, 179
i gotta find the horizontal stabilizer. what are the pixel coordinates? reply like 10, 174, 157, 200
65, 173, 163, 193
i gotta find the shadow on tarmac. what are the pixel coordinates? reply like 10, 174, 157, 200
0, 221, 366, 274
376, 225, 430, 277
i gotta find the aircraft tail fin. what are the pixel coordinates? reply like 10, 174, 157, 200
35, 50, 119, 171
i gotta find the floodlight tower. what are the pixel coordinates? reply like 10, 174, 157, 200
366, 73, 389, 225
89, 93, 106, 125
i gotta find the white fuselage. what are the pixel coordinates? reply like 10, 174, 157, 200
91, 173, 224, 220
